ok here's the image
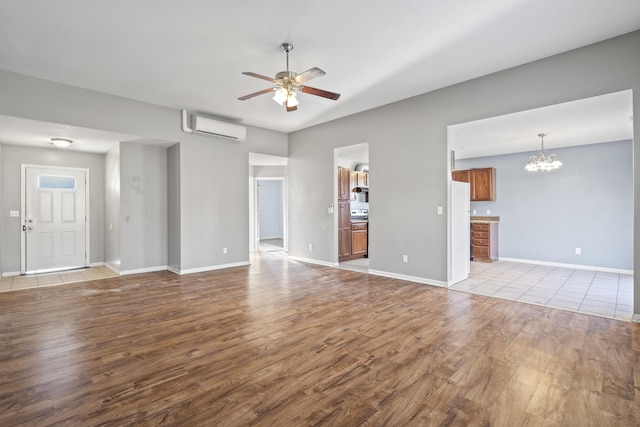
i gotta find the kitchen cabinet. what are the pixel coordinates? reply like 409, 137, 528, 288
351, 222, 368, 257
338, 201, 352, 259
338, 167, 351, 201
452, 168, 495, 201
350, 171, 369, 201
471, 222, 498, 262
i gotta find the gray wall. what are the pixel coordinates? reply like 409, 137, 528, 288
258, 179, 284, 240
457, 140, 633, 270
0, 68, 288, 274
0, 144, 105, 272
119, 142, 168, 272
167, 144, 180, 272
287, 31, 640, 313
252, 165, 286, 177
104, 144, 120, 270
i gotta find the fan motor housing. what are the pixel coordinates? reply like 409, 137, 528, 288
275, 71, 297, 80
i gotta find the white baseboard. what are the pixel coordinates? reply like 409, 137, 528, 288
288, 256, 448, 287
632, 313, 640, 324
498, 257, 633, 275
119, 265, 168, 276
287, 256, 338, 268
368, 269, 448, 288
174, 261, 250, 275
2, 271, 20, 277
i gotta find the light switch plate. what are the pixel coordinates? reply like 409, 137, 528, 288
9, 210, 19, 217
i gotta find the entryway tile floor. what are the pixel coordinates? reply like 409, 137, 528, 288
451, 261, 633, 322
0, 265, 118, 293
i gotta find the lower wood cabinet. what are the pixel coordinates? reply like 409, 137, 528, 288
471, 222, 498, 262
351, 222, 368, 257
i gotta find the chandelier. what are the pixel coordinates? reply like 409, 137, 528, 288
525, 133, 562, 172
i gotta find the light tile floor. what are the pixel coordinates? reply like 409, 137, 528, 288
0, 265, 118, 293
451, 261, 633, 321
340, 258, 634, 322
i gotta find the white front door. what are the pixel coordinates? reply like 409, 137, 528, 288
23, 166, 88, 274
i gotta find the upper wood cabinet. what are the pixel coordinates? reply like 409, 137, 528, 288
338, 167, 351, 200
355, 172, 368, 187
452, 167, 495, 201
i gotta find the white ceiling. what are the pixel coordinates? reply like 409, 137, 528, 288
450, 90, 634, 159
0, 0, 638, 153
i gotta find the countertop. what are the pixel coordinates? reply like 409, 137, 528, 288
470, 215, 499, 223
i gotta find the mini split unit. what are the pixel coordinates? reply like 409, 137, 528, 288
181, 110, 246, 142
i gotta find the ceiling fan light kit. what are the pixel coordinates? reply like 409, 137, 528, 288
239, 42, 340, 112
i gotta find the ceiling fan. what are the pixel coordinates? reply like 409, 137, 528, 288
238, 43, 340, 112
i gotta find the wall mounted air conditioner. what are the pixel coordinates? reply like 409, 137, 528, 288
189, 114, 246, 142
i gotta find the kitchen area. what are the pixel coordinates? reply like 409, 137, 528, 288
338, 164, 369, 262
451, 167, 499, 263
336, 143, 370, 268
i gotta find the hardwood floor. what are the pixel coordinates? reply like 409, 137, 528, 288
1, 253, 638, 426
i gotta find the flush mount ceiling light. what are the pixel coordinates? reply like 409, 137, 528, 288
51, 138, 73, 148
525, 133, 562, 172
238, 42, 340, 112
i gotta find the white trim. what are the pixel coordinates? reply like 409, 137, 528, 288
103, 262, 120, 275
498, 257, 633, 275
120, 265, 168, 276
20, 164, 91, 274
368, 269, 448, 288
173, 261, 250, 275
2, 271, 20, 277
288, 256, 338, 268
632, 313, 640, 324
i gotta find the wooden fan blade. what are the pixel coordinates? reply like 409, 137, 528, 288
286, 104, 297, 112
294, 67, 326, 84
241, 71, 278, 83
238, 87, 276, 100
301, 85, 341, 100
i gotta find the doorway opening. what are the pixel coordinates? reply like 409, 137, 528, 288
257, 178, 285, 252
334, 143, 370, 272
249, 152, 288, 255
446, 90, 634, 320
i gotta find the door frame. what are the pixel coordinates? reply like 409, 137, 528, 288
20, 164, 91, 274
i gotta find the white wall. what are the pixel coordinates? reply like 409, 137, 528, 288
287, 31, 640, 313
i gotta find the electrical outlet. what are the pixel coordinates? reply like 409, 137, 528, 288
486, 209, 491, 215
472, 210, 477, 215
437, 206, 443, 215
309, 243, 313, 251
223, 247, 228, 254
9, 210, 19, 217
403, 255, 408, 263
575, 247, 581, 255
